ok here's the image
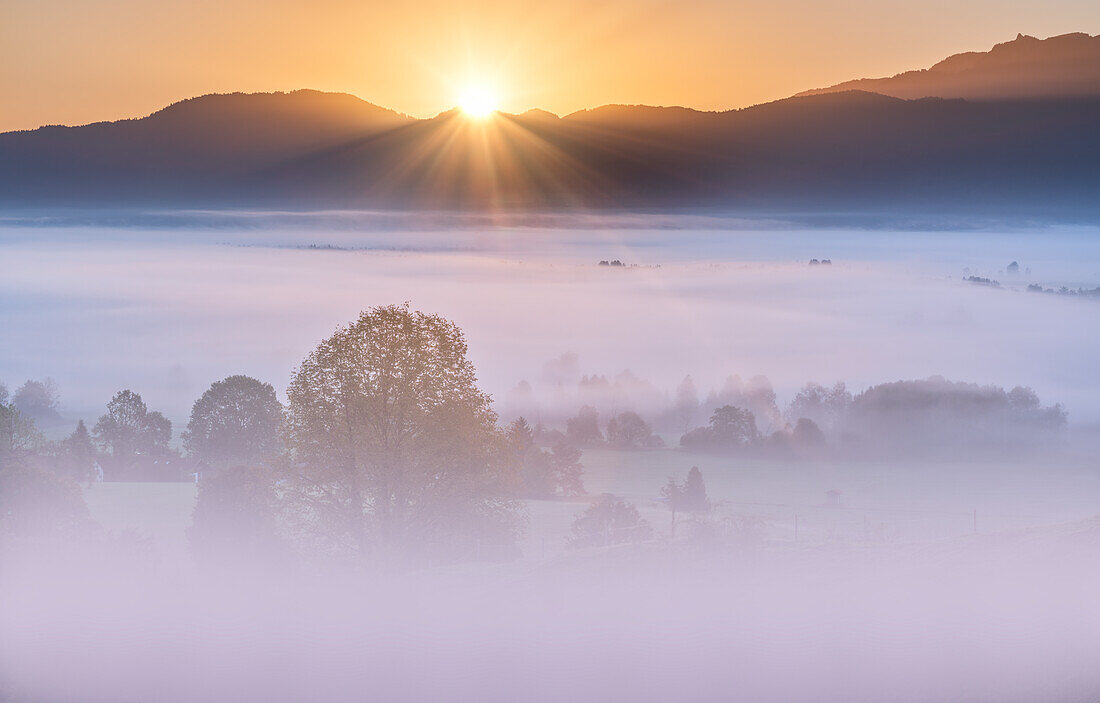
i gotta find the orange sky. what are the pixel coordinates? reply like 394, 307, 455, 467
1, 0, 1097, 132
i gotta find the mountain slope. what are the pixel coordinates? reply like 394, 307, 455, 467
797, 32, 1100, 101
0, 90, 413, 195
1, 86, 1098, 214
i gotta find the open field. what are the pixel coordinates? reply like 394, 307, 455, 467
82, 447, 1100, 564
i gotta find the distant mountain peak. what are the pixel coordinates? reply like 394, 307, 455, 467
797, 32, 1100, 101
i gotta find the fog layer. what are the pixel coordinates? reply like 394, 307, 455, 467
2, 216, 1098, 426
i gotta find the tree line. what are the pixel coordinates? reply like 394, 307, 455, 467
0, 305, 622, 568
542, 375, 1065, 458
0, 304, 1072, 569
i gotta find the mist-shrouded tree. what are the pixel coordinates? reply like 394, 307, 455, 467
660, 477, 684, 535
845, 376, 1067, 455
0, 461, 90, 540
284, 304, 522, 563
565, 405, 604, 446
606, 411, 664, 450
764, 417, 828, 458
508, 417, 586, 499
508, 417, 548, 496
93, 390, 173, 475
674, 375, 700, 432
680, 405, 758, 452
661, 466, 710, 535
507, 417, 537, 450
568, 495, 652, 549
743, 375, 781, 432
533, 421, 567, 447
13, 378, 61, 423
0, 403, 44, 470
183, 375, 284, 468
0, 382, 8, 405
681, 466, 709, 513
786, 381, 852, 437
60, 420, 98, 485
541, 352, 580, 387
792, 417, 826, 449
189, 464, 286, 569
706, 374, 782, 434
548, 443, 585, 498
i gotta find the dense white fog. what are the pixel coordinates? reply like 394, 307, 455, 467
2, 213, 1099, 425
5, 534, 1100, 703
3, 212, 1100, 702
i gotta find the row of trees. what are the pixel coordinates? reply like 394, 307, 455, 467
0, 393, 91, 541
505, 364, 788, 436
540, 375, 1065, 458
512, 355, 1070, 457
0, 385, 184, 485
680, 407, 825, 456
561, 406, 664, 449
3, 306, 594, 566
2, 305, 1073, 568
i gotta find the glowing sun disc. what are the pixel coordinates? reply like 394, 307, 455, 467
459, 87, 498, 118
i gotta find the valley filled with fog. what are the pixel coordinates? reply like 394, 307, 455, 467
3, 212, 1100, 425
3, 211, 1100, 702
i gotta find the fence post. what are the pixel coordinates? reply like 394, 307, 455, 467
973, 509, 977, 535
794, 514, 799, 542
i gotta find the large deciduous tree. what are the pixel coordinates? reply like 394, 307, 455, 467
189, 464, 287, 570
93, 390, 172, 476
183, 375, 284, 468
284, 304, 521, 563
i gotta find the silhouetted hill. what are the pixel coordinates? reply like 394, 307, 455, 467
0, 90, 412, 197
798, 33, 1100, 101
1, 85, 1098, 215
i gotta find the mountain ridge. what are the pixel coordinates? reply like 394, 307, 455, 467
796, 32, 1100, 101
2, 34, 1098, 215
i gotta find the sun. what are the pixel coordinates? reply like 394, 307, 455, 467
458, 85, 499, 118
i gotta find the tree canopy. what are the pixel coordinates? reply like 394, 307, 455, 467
0, 402, 44, 470
606, 411, 663, 450
680, 405, 759, 452
284, 304, 521, 563
12, 378, 61, 423
565, 405, 604, 446
183, 375, 283, 468
93, 390, 173, 476
568, 495, 652, 549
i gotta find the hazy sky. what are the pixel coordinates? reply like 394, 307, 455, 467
1, 0, 1098, 131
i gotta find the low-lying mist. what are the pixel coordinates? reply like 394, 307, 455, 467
3, 212, 1100, 702
2, 214, 1099, 426
3, 520, 1099, 703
